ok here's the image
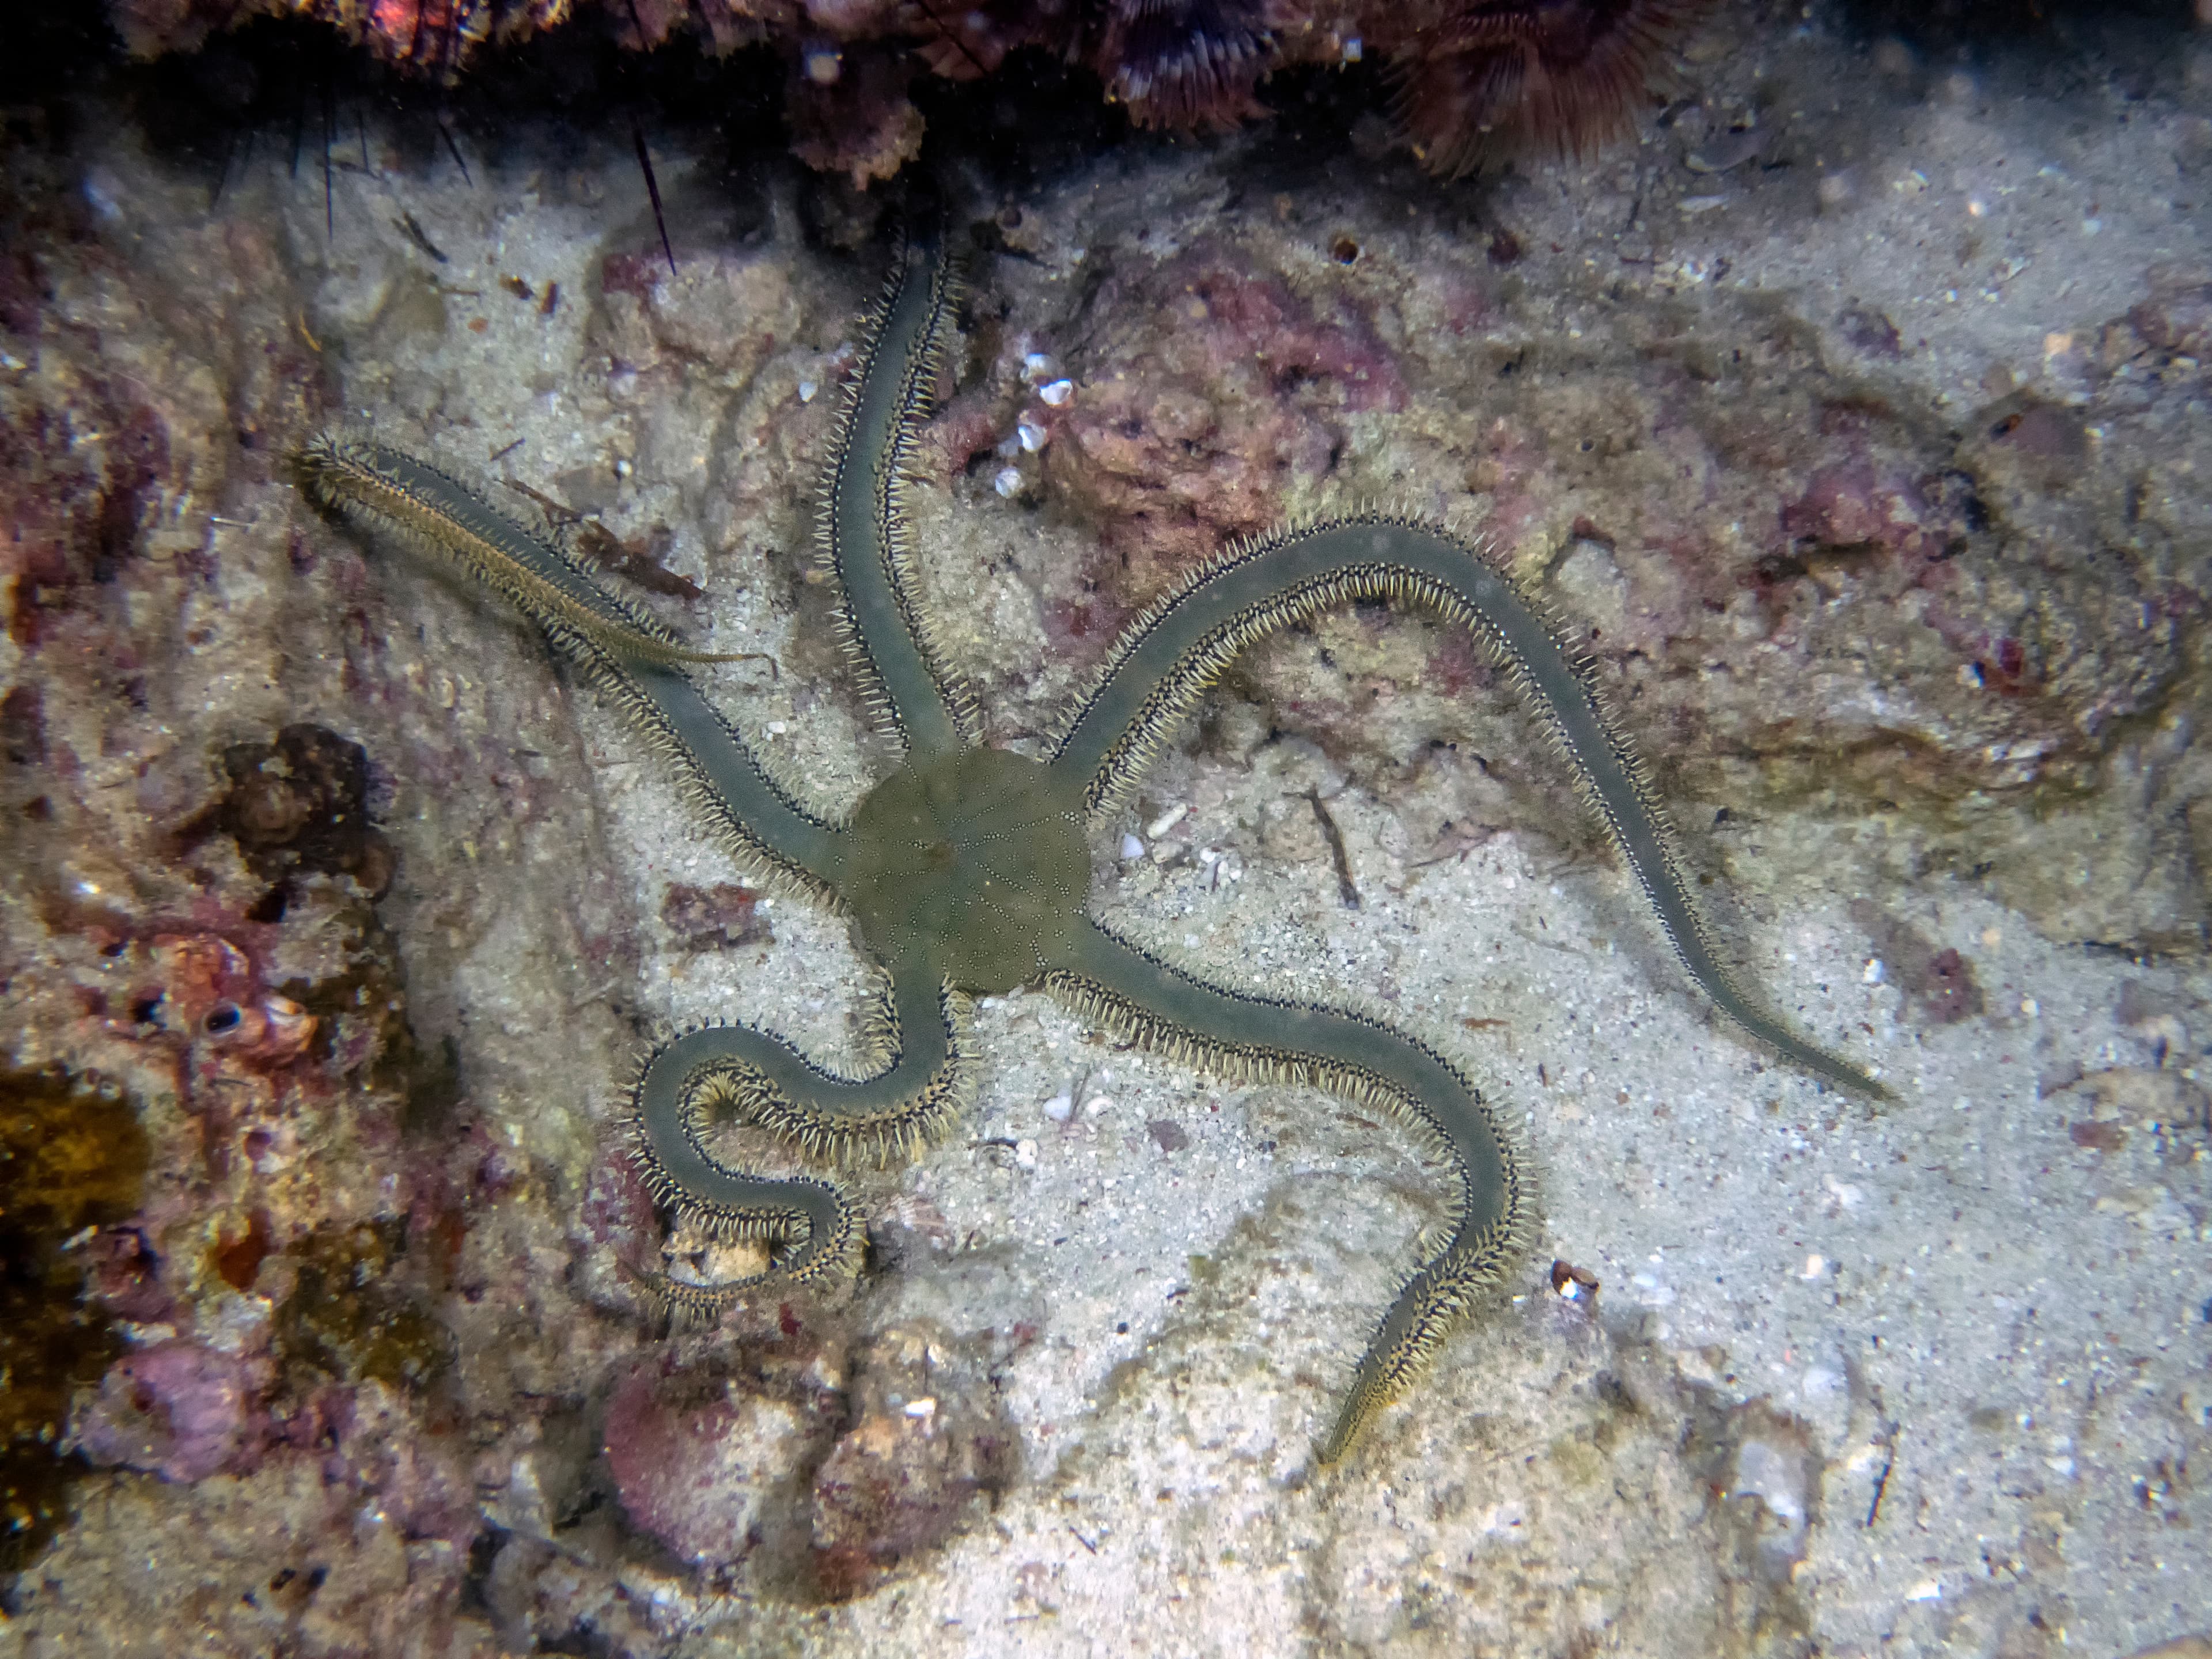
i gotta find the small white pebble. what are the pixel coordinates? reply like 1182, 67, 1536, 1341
2081, 217, 2102, 236
804, 46, 841, 85
1146, 803, 1188, 839
1017, 415, 1047, 453
2020, 997, 2039, 1018
1120, 833, 1144, 859
903, 1397, 937, 1420
1039, 378, 1073, 406
1904, 1581, 1942, 1604
797, 380, 818, 403
767, 720, 787, 736
1014, 1138, 1038, 1168
1041, 1092, 1074, 1123
993, 466, 1023, 498
1021, 351, 1056, 382
1862, 958, 1885, 985
1341, 35, 1362, 62
1800, 1253, 1828, 1279
1083, 1094, 1113, 1117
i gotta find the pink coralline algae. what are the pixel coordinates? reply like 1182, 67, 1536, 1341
603, 1361, 817, 1568
103, 0, 1709, 183
74, 1340, 274, 1484
1780, 462, 1957, 561
1046, 244, 1407, 603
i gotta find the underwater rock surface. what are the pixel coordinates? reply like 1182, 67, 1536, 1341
3, 3, 2210, 1655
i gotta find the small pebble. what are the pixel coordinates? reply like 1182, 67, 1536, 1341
993, 466, 1023, 498
798, 380, 818, 403
1145, 802, 1188, 839
1039, 378, 1073, 406
1017, 415, 1047, 453
1042, 1092, 1074, 1123
1082, 1094, 1112, 1118
1120, 833, 1144, 859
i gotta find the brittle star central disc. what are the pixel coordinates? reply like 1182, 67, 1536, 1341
842, 747, 1090, 995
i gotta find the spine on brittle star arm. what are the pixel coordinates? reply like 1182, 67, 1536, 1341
295, 432, 845, 897
1052, 513, 1888, 1100
1040, 916, 1529, 1464
624, 959, 977, 1313
819, 225, 980, 759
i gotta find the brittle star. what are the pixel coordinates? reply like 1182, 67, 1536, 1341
298, 222, 1883, 1464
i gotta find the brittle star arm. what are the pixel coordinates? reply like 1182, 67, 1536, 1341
296, 434, 846, 897
820, 222, 981, 761
626, 954, 974, 1311
1051, 512, 1887, 1099
1041, 916, 1524, 1463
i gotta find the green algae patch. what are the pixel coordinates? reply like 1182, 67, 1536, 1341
0, 1068, 151, 1572
274, 1220, 454, 1395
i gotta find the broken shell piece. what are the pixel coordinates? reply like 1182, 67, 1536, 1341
1687, 126, 1764, 173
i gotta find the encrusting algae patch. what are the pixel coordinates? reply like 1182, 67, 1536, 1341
0, 1068, 150, 1571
